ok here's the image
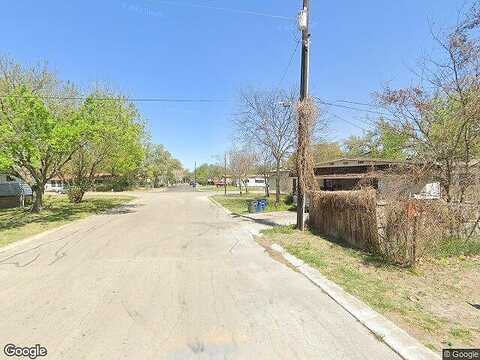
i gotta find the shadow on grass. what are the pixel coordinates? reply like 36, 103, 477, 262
308, 227, 400, 269
0, 198, 136, 232
231, 213, 283, 227
468, 302, 480, 311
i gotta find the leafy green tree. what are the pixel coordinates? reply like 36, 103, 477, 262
0, 85, 81, 211
343, 121, 409, 160
63, 92, 146, 202
194, 163, 223, 185
312, 142, 345, 163
144, 144, 184, 187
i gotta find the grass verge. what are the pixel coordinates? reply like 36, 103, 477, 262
196, 185, 238, 193
0, 194, 135, 248
260, 227, 480, 352
211, 194, 295, 214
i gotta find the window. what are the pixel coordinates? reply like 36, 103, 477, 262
255, 179, 265, 184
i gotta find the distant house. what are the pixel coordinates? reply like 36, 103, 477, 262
45, 173, 114, 193
232, 175, 267, 189
244, 175, 267, 188
0, 174, 33, 209
268, 170, 294, 194
45, 177, 67, 193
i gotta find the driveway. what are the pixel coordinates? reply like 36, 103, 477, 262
0, 190, 401, 359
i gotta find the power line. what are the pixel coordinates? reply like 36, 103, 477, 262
278, 39, 301, 87
328, 113, 369, 132
0, 95, 226, 103
155, 0, 295, 20
334, 99, 379, 108
314, 97, 390, 117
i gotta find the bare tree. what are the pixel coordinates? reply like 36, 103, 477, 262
255, 149, 274, 197
234, 88, 297, 204
228, 146, 256, 196
377, 5, 480, 203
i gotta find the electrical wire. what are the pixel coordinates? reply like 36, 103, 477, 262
314, 97, 389, 117
328, 113, 369, 132
0, 95, 226, 103
154, 0, 295, 20
278, 39, 301, 87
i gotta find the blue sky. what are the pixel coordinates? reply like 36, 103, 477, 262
2, 0, 466, 170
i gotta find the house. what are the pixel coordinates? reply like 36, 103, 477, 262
233, 175, 267, 188
45, 178, 67, 192
310, 158, 409, 192
244, 175, 267, 188
271, 158, 441, 198
0, 174, 33, 209
45, 173, 114, 193
267, 170, 294, 194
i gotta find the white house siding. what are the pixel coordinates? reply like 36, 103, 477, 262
45, 179, 66, 192
245, 177, 266, 188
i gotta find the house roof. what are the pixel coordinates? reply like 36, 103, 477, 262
314, 158, 413, 168
50, 172, 114, 181
0, 175, 33, 197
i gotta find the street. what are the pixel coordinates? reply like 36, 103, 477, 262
0, 189, 401, 359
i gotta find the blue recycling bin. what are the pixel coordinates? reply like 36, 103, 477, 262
256, 199, 268, 212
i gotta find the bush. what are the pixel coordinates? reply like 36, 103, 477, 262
67, 186, 84, 203
378, 200, 480, 265
285, 194, 294, 205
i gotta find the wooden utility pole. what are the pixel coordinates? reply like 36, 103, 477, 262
194, 161, 197, 191
224, 153, 227, 196
296, 0, 310, 231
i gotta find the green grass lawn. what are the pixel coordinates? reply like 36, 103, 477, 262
196, 185, 238, 193
259, 227, 480, 351
211, 193, 295, 214
0, 194, 135, 248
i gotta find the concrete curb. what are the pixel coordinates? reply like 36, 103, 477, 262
270, 243, 440, 360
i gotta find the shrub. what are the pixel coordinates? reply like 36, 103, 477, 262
285, 194, 294, 205
67, 186, 84, 203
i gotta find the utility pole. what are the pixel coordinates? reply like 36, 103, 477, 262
194, 161, 197, 191
296, 0, 310, 231
224, 153, 228, 196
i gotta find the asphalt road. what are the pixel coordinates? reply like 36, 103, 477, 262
0, 190, 401, 360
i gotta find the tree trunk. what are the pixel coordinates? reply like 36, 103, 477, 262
264, 174, 270, 197
275, 162, 281, 205
77, 190, 85, 203
32, 184, 45, 213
